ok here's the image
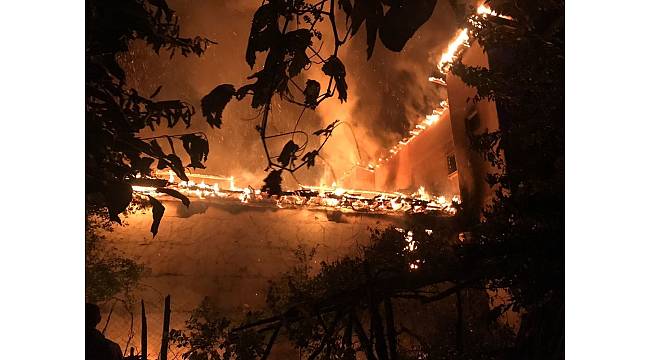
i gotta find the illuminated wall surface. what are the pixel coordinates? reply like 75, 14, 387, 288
372, 41, 499, 214
447, 41, 502, 215
102, 198, 402, 358
374, 109, 460, 196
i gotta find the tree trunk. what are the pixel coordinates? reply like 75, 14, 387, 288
159, 295, 171, 360
384, 298, 398, 360
141, 300, 147, 360
455, 290, 464, 354
370, 300, 389, 360
352, 313, 377, 360
260, 326, 280, 360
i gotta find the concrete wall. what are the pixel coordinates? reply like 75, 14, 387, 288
100, 198, 402, 358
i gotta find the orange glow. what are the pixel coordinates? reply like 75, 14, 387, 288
437, 28, 470, 74
477, 4, 513, 20
368, 3, 512, 171
134, 4, 510, 218
131, 172, 460, 216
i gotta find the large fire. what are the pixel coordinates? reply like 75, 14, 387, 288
131, 171, 460, 216
131, 5, 510, 218
437, 28, 470, 75
361, 3, 506, 174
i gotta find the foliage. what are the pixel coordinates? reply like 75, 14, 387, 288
86, 217, 145, 304
215, 224, 514, 359
451, 0, 564, 313
170, 298, 267, 360
202, 0, 440, 193
448, 0, 564, 357
86, 0, 216, 234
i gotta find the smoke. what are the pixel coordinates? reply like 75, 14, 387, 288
121, 0, 460, 187
334, 0, 459, 154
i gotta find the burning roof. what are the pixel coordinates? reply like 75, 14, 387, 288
131, 171, 460, 217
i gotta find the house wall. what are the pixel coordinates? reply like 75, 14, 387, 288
446, 41, 501, 218
370, 40, 501, 214
373, 109, 460, 197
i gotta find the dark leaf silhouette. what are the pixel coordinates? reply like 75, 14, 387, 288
181, 134, 210, 169
131, 156, 155, 175
99, 54, 126, 81
156, 158, 168, 170
350, 0, 382, 36
148, 195, 165, 237
246, 3, 280, 68
364, 1, 384, 58
164, 154, 189, 181
150, 85, 163, 98
149, 140, 165, 158
201, 84, 236, 128
104, 181, 133, 224
379, 0, 437, 52
146, 100, 194, 128
338, 0, 353, 18
278, 140, 300, 167
261, 170, 283, 196
156, 188, 190, 207
284, 29, 312, 52
322, 56, 348, 102
288, 51, 310, 78
313, 120, 340, 137
301, 150, 318, 168
244, 62, 289, 109
303, 80, 321, 109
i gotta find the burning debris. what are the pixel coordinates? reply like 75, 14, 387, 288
131, 171, 460, 217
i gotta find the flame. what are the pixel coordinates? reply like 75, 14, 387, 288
131, 185, 156, 194
476, 4, 496, 16
438, 28, 470, 74
352, 2, 511, 173
131, 172, 460, 217
129, 4, 504, 271
477, 4, 513, 20
415, 186, 431, 201
239, 187, 252, 203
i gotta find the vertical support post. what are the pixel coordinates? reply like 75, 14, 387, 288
456, 290, 464, 354
384, 298, 398, 360
160, 295, 171, 360
141, 300, 147, 360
